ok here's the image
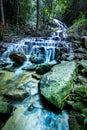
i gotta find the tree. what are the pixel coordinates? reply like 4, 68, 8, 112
0, 0, 5, 39
36, 0, 40, 37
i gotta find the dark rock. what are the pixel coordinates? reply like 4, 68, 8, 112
0, 45, 7, 56
0, 97, 13, 114
36, 64, 51, 75
9, 52, 26, 65
81, 36, 87, 49
32, 73, 42, 80
4, 89, 29, 101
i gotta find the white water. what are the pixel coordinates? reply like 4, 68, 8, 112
1, 19, 70, 65
1, 19, 70, 130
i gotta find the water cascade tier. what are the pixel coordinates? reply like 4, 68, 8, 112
0, 19, 74, 130
1, 19, 73, 65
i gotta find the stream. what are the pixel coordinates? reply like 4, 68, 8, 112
0, 19, 74, 130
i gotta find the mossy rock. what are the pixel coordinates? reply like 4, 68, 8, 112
36, 64, 51, 75
40, 61, 77, 109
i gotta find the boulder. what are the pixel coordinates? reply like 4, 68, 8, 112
40, 61, 77, 109
36, 64, 51, 75
9, 52, 26, 65
4, 89, 29, 101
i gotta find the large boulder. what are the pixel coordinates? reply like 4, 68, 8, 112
9, 52, 26, 65
40, 61, 77, 109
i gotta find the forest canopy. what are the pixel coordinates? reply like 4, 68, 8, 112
0, 0, 87, 38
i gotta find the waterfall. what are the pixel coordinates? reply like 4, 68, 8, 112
1, 19, 73, 65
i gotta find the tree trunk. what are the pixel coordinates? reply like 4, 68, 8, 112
1, 0, 5, 32
36, 0, 40, 37
0, 0, 5, 39
16, 1, 19, 33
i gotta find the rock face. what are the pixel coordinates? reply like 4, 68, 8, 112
9, 52, 26, 65
40, 61, 77, 109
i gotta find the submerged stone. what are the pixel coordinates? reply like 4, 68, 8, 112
40, 61, 77, 109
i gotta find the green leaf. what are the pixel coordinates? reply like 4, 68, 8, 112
81, 114, 86, 117
84, 118, 87, 125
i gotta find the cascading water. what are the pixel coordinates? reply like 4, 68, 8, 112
1, 19, 71, 65
0, 19, 71, 130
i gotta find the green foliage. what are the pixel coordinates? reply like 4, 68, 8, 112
1, 0, 87, 28
81, 114, 87, 125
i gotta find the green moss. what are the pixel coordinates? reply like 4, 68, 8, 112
40, 61, 77, 109
72, 102, 85, 111
67, 18, 87, 36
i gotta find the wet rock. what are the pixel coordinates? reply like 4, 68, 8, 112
78, 60, 87, 72
9, 52, 26, 65
32, 73, 42, 80
29, 54, 45, 64
22, 65, 37, 71
4, 89, 29, 101
0, 97, 13, 114
36, 64, 51, 75
40, 61, 77, 109
0, 45, 6, 56
74, 53, 84, 60
1, 106, 42, 130
81, 36, 87, 49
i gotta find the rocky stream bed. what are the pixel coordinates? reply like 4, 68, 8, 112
0, 19, 87, 130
